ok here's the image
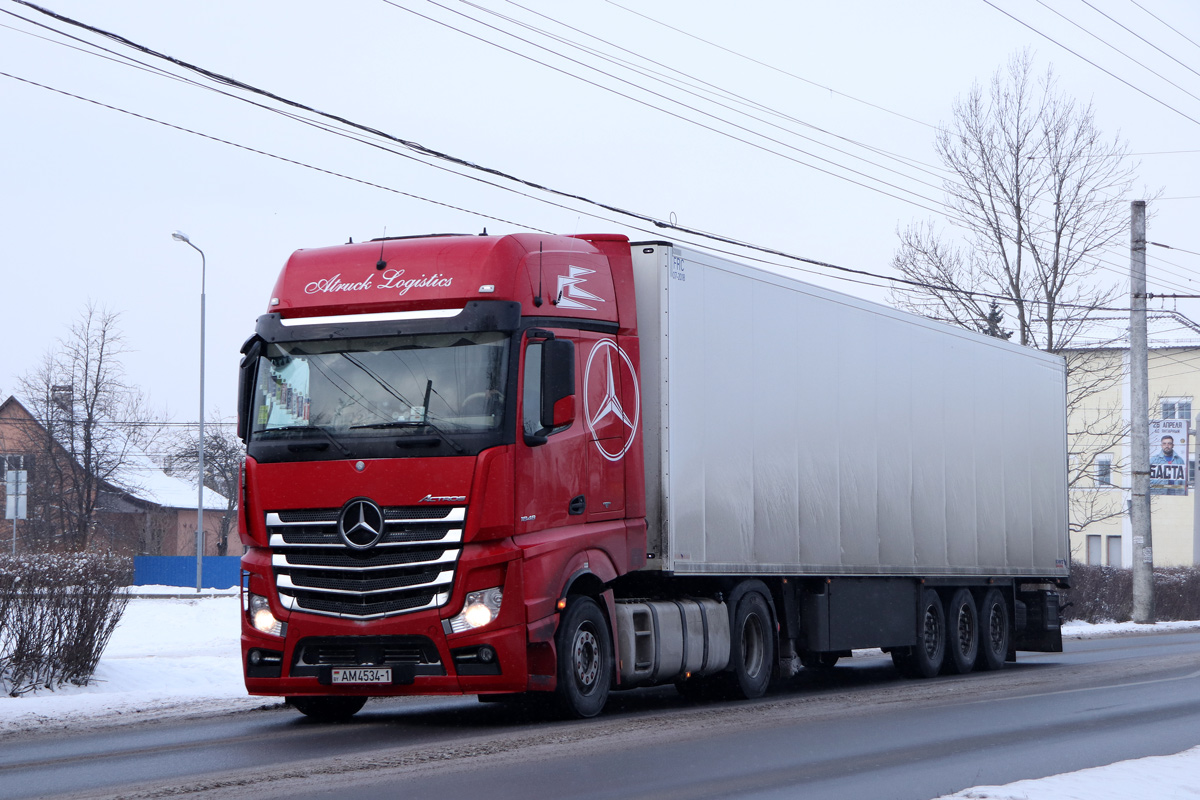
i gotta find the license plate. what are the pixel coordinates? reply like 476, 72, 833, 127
331, 668, 391, 684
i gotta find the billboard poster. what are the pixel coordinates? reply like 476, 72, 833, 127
1149, 419, 1189, 496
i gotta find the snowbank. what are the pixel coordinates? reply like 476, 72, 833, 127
0, 593, 280, 736
933, 745, 1200, 799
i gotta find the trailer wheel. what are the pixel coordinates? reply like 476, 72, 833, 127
976, 588, 1010, 671
728, 591, 774, 699
892, 587, 945, 679
287, 696, 367, 722
943, 588, 979, 675
554, 596, 612, 718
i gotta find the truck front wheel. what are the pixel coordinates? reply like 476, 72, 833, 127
555, 596, 612, 718
728, 591, 774, 699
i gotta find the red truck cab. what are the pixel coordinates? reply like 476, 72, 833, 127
237, 233, 646, 719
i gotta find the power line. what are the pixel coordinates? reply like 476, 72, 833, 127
6, 2, 1181, 313
404, 2, 1199, 296
979, 0, 1200, 127
600, 0, 934, 130
486, 0, 947, 176
1036, 0, 1200, 104
376, 0, 948, 214
1086, 0, 1200, 80
1129, 0, 1200, 54
10, 0, 1178, 299
1152, 242, 1200, 259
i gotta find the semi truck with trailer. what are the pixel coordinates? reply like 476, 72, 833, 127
237, 232, 1068, 720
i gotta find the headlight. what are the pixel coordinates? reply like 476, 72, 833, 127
448, 587, 503, 633
248, 593, 286, 637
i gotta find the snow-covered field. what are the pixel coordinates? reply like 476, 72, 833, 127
2, 592, 1199, 799
0, 588, 280, 737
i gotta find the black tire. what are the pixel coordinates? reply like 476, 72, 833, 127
554, 596, 612, 718
892, 587, 945, 679
287, 696, 367, 722
976, 588, 1010, 671
727, 590, 775, 699
943, 588, 979, 675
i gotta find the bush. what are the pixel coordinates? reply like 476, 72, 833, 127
1063, 562, 1200, 623
0, 553, 131, 696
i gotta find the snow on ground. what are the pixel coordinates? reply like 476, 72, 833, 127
0, 589, 283, 737
931, 746, 1200, 800
2, 594, 1199, 798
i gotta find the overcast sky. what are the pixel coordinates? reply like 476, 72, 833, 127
2, 0, 1199, 429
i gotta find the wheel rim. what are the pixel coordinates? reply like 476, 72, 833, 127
988, 604, 1005, 653
741, 612, 766, 677
922, 605, 941, 658
572, 623, 601, 692
956, 605, 974, 656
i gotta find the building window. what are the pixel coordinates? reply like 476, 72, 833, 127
1106, 536, 1122, 567
1086, 534, 1101, 566
1162, 397, 1192, 421
1094, 453, 1113, 487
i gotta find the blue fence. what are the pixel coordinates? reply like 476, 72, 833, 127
132, 556, 242, 589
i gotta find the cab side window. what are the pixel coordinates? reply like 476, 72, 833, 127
522, 336, 576, 443
522, 342, 544, 438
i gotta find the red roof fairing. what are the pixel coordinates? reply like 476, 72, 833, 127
268, 233, 634, 332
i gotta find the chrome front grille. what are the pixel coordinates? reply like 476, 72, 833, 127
266, 505, 465, 620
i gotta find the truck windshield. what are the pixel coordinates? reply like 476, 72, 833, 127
249, 332, 509, 445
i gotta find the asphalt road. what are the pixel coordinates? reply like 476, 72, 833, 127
4, 631, 1200, 800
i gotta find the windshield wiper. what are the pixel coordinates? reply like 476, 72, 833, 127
349, 419, 465, 454
257, 425, 352, 457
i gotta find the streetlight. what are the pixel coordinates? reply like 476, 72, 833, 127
173, 230, 206, 593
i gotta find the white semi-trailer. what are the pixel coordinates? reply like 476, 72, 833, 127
238, 233, 1067, 720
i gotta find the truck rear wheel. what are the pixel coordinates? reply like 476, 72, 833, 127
943, 588, 979, 675
892, 587, 945, 679
287, 696, 367, 722
976, 588, 1010, 671
555, 596, 612, 718
728, 590, 774, 699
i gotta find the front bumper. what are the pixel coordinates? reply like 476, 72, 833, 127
242, 610, 534, 696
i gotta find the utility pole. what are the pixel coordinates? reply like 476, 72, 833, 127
1130, 200, 1155, 623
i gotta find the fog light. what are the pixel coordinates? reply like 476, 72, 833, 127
478, 645, 496, 663
248, 593, 286, 637
448, 587, 503, 633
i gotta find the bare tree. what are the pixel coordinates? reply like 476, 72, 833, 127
890, 50, 1140, 534
165, 412, 243, 556
17, 304, 164, 552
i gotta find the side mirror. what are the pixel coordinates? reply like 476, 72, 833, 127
237, 337, 263, 443
540, 339, 576, 430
